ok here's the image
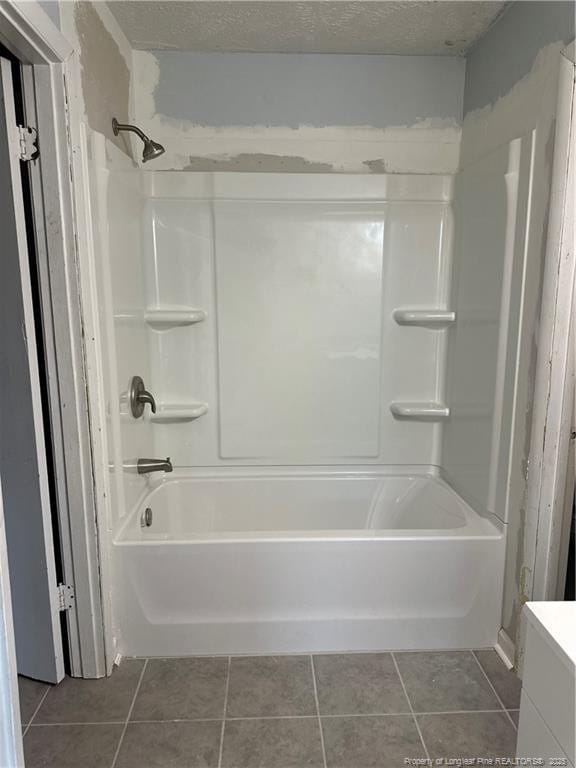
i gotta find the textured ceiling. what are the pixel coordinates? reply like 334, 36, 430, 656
108, 1, 509, 56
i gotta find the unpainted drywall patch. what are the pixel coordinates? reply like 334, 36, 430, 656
132, 50, 461, 172
363, 159, 388, 173
74, 2, 131, 154
185, 153, 335, 173
136, 126, 461, 173
464, 1, 574, 113
460, 42, 565, 167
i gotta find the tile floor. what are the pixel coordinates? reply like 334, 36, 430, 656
19, 649, 521, 768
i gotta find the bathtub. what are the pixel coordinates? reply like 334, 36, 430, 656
114, 470, 505, 657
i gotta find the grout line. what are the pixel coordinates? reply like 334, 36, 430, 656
228, 709, 511, 721
508, 710, 520, 730
386, 708, 509, 717
471, 651, 518, 730
392, 653, 430, 761
28, 721, 127, 727
129, 717, 221, 724
310, 655, 328, 768
110, 658, 148, 768
24, 709, 517, 727
217, 656, 231, 768
22, 687, 51, 737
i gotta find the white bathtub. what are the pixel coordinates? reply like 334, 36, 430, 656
114, 471, 505, 657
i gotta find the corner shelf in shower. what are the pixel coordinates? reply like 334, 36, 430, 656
144, 308, 207, 329
390, 401, 450, 421
150, 403, 209, 423
393, 309, 456, 327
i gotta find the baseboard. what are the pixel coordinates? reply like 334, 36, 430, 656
495, 627, 515, 669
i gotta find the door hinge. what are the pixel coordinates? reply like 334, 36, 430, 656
57, 583, 75, 612
17, 125, 39, 162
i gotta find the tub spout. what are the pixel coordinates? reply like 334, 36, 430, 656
137, 457, 173, 475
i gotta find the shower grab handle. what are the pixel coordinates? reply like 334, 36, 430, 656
129, 375, 157, 418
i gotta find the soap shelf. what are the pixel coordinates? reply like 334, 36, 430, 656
145, 308, 207, 329
150, 403, 208, 423
393, 309, 456, 327
390, 401, 450, 421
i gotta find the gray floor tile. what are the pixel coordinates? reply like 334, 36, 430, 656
226, 656, 316, 718
35, 659, 145, 724
474, 650, 522, 709
313, 654, 410, 715
322, 715, 426, 767
395, 651, 501, 712
222, 717, 323, 768
18, 676, 50, 724
23, 724, 123, 768
116, 720, 222, 768
418, 711, 517, 758
131, 658, 228, 721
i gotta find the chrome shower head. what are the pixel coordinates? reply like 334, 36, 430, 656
112, 118, 165, 163
142, 136, 166, 163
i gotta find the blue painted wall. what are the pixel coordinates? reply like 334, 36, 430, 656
464, 1, 574, 113
152, 52, 465, 128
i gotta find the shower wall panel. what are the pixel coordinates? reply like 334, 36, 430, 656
442, 135, 535, 522
108, 171, 155, 519
215, 201, 383, 459
142, 173, 453, 470
87, 134, 155, 532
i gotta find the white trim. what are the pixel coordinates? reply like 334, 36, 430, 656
68, 114, 118, 674
495, 628, 516, 671
0, 1, 72, 64
22, 63, 107, 677
523, 45, 576, 604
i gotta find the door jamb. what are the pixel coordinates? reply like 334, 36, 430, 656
0, 1, 107, 677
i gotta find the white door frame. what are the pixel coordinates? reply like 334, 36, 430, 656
0, 1, 107, 678
523, 43, 575, 613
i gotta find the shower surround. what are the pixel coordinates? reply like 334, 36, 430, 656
86, 132, 528, 657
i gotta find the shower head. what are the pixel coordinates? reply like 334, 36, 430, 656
142, 137, 165, 163
112, 118, 165, 163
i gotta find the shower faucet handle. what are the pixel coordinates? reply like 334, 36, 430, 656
129, 375, 157, 418
138, 388, 157, 414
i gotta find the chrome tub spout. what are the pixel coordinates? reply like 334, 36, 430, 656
137, 457, 173, 475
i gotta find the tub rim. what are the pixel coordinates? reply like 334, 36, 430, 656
116, 467, 503, 544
